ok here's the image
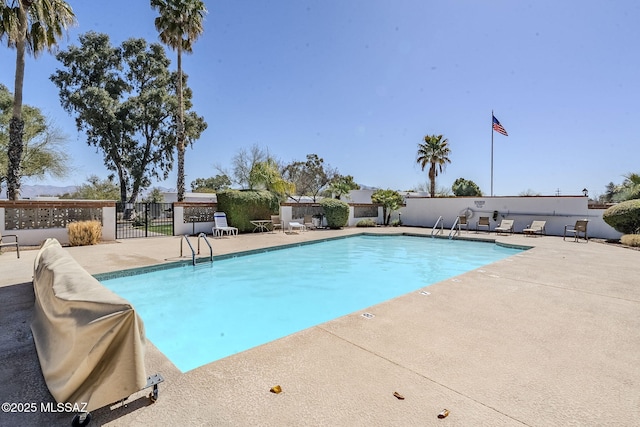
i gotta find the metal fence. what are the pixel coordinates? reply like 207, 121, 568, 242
116, 202, 174, 239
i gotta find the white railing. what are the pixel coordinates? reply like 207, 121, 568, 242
180, 233, 213, 265
431, 216, 444, 237
180, 235, 196, 265
197, 232, 213, 262
448, 216, 460, 239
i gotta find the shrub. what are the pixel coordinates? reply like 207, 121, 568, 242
356, 218, 377, 227
621, 234, 640, 247
320, 198, 349, 229
602, 199, 640, 234
216, 190, 280, 233
452, 177, 482, 196
68, 220, 102, 246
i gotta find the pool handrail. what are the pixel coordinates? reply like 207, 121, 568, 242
197, 233, 213, 262
180, 235, 197, 266
180, 234, 213, 265
431, 216, 444, 237
448, 216, 460, 239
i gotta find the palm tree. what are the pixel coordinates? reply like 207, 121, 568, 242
249, 158, 295, 202
416, 134, 452, 197
619, 173, 640, 201
151, 0, 207, 202
0, 0, 75, 200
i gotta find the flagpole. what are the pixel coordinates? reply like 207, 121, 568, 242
490, 110, 494, 197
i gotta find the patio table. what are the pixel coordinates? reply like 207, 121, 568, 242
250, 220, 272, 233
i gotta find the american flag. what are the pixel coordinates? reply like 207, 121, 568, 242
492, 115, 508, 136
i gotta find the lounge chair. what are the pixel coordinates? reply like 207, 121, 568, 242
0, 230, 20, 258
564, 219, 588, 242
288, 219, 306, 233
495, 219, 514, 235
304, 215, 316, 230
523, 220, 546, 237
213, 212, 238, 237
271, 215, 283, 232
476, 216, 490, 233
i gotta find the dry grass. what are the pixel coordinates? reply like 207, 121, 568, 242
68, 220, 102, 246
621, 234, 640, 248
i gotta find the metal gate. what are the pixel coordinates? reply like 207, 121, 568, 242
116, 202, 174, 239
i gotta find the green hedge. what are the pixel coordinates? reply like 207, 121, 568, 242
216, 190, 280, 233
320, 198, 349, 229
602, 199, 640, 234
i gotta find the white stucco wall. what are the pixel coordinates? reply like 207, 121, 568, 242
172, 205, 215, 236
1, 204, 117, 246
399, 196, 620, 239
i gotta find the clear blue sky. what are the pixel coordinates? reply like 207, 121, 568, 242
1, 0, 639, 197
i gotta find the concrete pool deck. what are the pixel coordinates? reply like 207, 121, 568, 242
0, 227, 639, 426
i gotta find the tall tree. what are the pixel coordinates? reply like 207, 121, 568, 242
416, 134, 451, 198
151, 0, 207, 202
191, 175, 231, 192
230, 144, 269, 189
1, 83, 69, 187
282, 154, 338, 202
61, 175, 120, 200
0, 0, 75, 199
51, 32, 206, 202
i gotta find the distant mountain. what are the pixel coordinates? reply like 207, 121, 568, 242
1, 184, 178, 200
0, 184, 77, 199
358, 184, 379, 190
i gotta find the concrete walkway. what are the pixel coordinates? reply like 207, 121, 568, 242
1, 227, 639, 426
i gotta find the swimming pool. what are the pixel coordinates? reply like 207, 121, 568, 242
101, 235, 523, 372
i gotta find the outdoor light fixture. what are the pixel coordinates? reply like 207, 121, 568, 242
582, 188, 588, 197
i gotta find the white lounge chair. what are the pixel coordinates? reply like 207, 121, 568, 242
495, 219, 514, 235
523, 220, 546, 237
213, 212, 238, 237
288, 219, 306, 233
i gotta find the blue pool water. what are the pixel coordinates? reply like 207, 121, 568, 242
101, 235, 523, 372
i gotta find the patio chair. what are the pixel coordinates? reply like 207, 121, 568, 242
564, 219, 588, 242
271, 215, 283, 232
476, 216, 490, 233
457, 215, 469, 233
213, 212, 238, 237
0, 230, 20, 258
304, 215, 316, 230
523, 220, 546, 237
495, 219, 514, 235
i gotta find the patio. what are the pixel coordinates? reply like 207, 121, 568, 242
0, 227, 638, 426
